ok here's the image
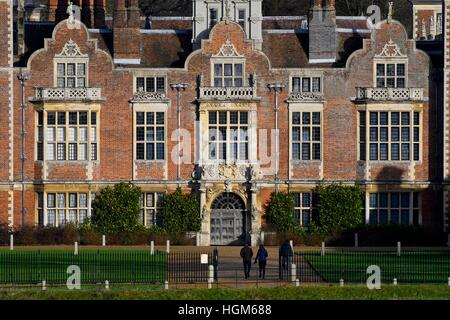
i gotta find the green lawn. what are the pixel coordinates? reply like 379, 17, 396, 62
301, 250, 450, 284
0, 249, 167, 285
0, 285, 449, 300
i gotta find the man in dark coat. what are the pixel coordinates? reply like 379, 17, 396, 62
279, 240, 293, 271
240, 244, 254, 279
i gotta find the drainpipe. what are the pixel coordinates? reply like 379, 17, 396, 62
268, 83, 285, 192
17, 71, 30, 226
170, 83, 189, 184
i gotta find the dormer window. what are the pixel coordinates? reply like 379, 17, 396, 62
238, 10, 246, 30
54, 39, 89, 88
376, 63, 406, 88
210, 8, 218, 28
214, 63, 244, 87
56, 62, 86, 88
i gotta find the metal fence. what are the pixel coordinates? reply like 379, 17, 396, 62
0, 250, 167, 285
168, 251, 215, 283
293, 248, 450, 284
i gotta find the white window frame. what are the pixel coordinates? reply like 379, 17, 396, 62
54, 58, 89, 88
45, 192, 89, 227
293, 192, 316, 227
211, 60, 246, 87
368, 191, 421, 226
135, 75, 167, 94
43, 110, 98, 162
373, 60, 408, 89
208, 110, 249, 162
357, 108, 422, 162
133, 104, 168, 162
140, 192, 164, 226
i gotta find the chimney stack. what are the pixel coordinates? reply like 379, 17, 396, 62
113, 0, 141, 63
93, 0, 106, 28
308, 0, 337, 63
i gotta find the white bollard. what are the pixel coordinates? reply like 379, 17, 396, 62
291, 264, 297, 283
150, 241, 154, 255
164, 280, 169, 290
354, 233, 359, 248
105, 280, 109, 290
42, 280, 47, 291
102, 235, 106, 247
321, 242, 325, 256
9, 234, 13, 251
397, 242, 401, 256
74, 242, 78, 255
207, 279, 212, 289
448, 277, 450, 286
393, 278, 398, 285
295, 279, 300, 287
209, 265, 214, 283
166, 240, 170, 253
340, 279, 344, 287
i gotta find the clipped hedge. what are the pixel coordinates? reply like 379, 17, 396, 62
0, 225, 196, 246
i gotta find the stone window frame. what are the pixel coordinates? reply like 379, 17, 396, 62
372, 59, 408, 89
133, 104, 168, 163
293, 192, 317, 227
288, 73, 324, 95
289, 103, 324, 164
135, 75, 167, 95
367, 191, 421, 226
53, 57, 89, 88
140, 192, 164, 227
211, 58, 246, 87
290, 76, 322, 94
207, 110, 250, 162
357, 105, 422, 163
34, 103, 101, 163
45, 192, 90, 227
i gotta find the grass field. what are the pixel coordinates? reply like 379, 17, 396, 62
301, 250, 450, 284
0, 249, 167, 285
0, 285, 449, 300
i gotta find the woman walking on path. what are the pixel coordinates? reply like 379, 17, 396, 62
254, 244, 268, 279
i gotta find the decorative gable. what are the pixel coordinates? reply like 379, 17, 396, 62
375, 39, 406, 58
213, 39, 243, 58
55, 39, 88, 58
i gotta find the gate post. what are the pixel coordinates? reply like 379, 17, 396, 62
213, 247, 219, 281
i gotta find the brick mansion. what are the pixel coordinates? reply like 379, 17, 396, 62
0, 0, 448, 245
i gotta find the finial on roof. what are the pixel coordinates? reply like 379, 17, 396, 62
224, 0, 231, 24
387, 2, 393, 23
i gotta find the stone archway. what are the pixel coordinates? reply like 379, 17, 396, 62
210, 192, 246, 245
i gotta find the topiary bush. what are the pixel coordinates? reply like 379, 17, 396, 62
314, 183, 365, 233
264, 192, 296, 232
91, 182, 142, 234
161, 187, 201, 233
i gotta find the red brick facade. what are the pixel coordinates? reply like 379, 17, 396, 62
1, 0, 448, 245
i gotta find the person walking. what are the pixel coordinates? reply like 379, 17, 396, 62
254, 244, 268, 279
240, 244, 254, 279
279, 240, 293, 272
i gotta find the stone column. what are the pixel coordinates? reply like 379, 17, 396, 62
250, 183, 261, 246
199, 184, 210, 246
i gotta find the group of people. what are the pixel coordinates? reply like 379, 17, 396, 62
239, 240, 293, 279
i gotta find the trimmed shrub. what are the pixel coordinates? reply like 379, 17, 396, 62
265, 192, 296, 232
91, 183, 142, 234
161, 187, 201, 233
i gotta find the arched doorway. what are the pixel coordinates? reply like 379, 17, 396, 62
210, 192, 246, 245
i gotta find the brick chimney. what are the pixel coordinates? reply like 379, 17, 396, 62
308, 0, 337, 63
113, 0, 141, 63
93, 0, 106, 28
81, 0, 93, 28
